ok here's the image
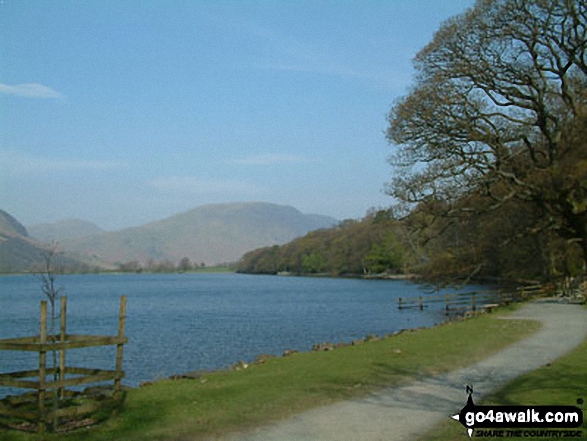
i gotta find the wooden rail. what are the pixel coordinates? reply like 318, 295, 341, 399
0, 296, 127, 434
397, 284, 542, 315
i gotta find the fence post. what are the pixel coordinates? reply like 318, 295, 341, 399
114, 296, 127, 403
38, 301, 47, 434
398, 297, 403, 310
59, 297, 67, 400
471, 293, 476, 312
419, 296, 423, 310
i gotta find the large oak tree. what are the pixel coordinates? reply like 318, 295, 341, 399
387, 0, 587, 269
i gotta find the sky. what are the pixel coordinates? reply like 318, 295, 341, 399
0, 0, 474, 231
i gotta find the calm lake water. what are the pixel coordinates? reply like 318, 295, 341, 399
0, 273, 483, 393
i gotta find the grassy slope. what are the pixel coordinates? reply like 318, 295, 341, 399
420, 306, 587, 441
0, 310, 539, 441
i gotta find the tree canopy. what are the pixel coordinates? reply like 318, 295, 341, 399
387, 0, 587, 268
236, 214, 408, 276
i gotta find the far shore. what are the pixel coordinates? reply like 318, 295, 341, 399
1, 268, 536, 292
272, 270, 419, 280
0, 265, 235, 277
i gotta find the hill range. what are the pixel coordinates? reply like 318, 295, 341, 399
0, 209, 46, 273
0, 210, 89, 273
19, 202, 336, 269
28, 219, 104, 243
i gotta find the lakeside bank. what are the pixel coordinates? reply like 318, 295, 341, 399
0, 301, 541, 441
1, 273, 470, 390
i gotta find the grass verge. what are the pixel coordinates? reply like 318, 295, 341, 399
420, 310, 587, 441
0, 309, 539, 441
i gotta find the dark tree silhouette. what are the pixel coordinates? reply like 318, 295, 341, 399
387, 0, 587, 268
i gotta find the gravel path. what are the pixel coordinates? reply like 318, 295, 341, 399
225, 299, 587, 441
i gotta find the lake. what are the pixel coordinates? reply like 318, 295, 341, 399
0, 273, 482, 393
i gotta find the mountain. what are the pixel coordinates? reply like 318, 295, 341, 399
0, 210, 43, 272
28, 219, 104, 242
0, 211, 96, 273
0, 210, 29, 238
61, 202, 337, 266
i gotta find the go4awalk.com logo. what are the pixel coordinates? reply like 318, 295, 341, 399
451, 386, 584, 438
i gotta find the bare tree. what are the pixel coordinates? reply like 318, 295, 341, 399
39, 243, 63, 382
387, 0, 587, 267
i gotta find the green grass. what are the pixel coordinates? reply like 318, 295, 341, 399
420, 309, 587, 441
0, 309, 539, 441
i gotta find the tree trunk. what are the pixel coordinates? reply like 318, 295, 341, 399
571, 212, 587, 273
581, 234, 587, 273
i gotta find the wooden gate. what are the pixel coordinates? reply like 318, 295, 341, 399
0, 296, 127, 433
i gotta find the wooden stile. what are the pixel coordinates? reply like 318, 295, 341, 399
0, 296, 127, 434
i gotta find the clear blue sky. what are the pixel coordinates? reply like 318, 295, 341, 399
0, 0, 474, 230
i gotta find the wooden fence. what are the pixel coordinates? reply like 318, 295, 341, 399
0, 296, 127, 433
397, 284, 542, 315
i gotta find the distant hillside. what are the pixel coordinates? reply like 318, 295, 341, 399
28, 219, 104, 242
0, 210, 29, 237
60, 202, 337, 266
0, 210, 41, 272
0, 211, 97, 273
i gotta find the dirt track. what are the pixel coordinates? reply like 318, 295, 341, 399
224, 299, 587, 441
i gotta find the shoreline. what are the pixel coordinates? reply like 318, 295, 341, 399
155, 303, 490, 387
0, 266, 235, 277
277, 271, 420, 280
1, 269, 535, 290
